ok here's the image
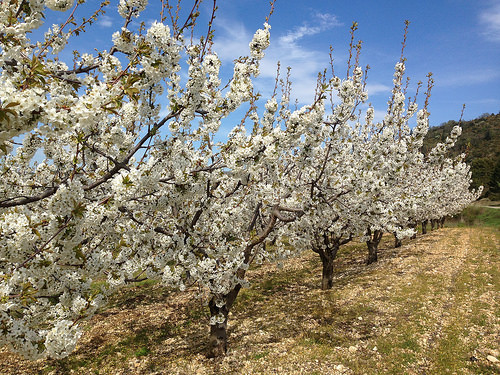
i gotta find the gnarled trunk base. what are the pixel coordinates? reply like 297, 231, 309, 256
421, 219, 428, 234
393, 232, 402, 248
207, 284, 241, 357
208, 316, 228, 357
366, 229, 383, 265
320, 253, 336, 290
366, 242, 378, 264
439, 217, 446, 228
431, 219, 436, 230
312, 234, 349, 290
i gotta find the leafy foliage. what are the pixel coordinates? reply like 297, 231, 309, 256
423, 112, 500, 195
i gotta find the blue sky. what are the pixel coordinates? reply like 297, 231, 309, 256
43, 0, 500, 128
210, 0, 500, 126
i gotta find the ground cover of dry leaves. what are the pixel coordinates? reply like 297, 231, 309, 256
1, 226, 499, 375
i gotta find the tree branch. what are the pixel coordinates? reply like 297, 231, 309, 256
0, 187, 58, 208
83, 107, 183, 191
0, 108, 182, 208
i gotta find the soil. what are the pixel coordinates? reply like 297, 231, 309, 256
0, 227, 498, 375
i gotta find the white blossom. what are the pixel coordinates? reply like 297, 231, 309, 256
45, 0, 74, 12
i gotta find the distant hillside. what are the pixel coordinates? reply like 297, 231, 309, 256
422, 112, 500, 199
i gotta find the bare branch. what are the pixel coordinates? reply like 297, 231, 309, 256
247, 202, 262, 232
84, 107, 183, 191
0, 187, 58, 208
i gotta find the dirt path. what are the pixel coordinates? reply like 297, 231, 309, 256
347, 227, 500, 374
0, 227, 499, 374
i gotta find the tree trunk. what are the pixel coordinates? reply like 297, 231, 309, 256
430, 219, 436, 230
208, 284, 241, 357
208, 301, 229, 358
366, 229, 383, 265
366, 241, 378, 264
312, 233, 348, 290
421, 219, 428, 234
393, 232, 402, 248
319, 245, 339, 290
439, 217, 445, 228
410, 223, 417, 239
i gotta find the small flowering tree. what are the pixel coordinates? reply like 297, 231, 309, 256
412, 143, 483, 230
0, 0, 282, 359
290, 74, 364, 290
286, 26, 433, 285
352, 49, 435, 264
0, 0, 341, 358
393, 114, 483, 235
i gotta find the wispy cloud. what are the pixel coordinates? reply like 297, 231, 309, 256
436, 69, 500, 87
479, 3, 500, 42
212, 20, 250, 63
372, 108, 388, 123
99, 15, 113, 28
279, 13, 342, 46
263, 15, 342, 103
213, 13, 343, 104
365, 83, 392, 96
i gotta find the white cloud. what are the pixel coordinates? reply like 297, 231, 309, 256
212, 20, 251, 63
458, 98, 500, 105
479, 3, 500, 41
372, 108, 388, 123
436, 69, 500, 87
256, 41, 328, 102
279, 13, 341, 46
365, 83, 392, 96
213, 13, 343, 104
99, 15, 113, 28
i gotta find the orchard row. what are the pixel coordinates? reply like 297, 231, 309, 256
0, 0, 480, 359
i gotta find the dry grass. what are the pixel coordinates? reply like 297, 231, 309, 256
1, 227, 499, 375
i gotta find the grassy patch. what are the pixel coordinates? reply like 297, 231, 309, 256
251, 351, 270, 360
449, 205, 500, 227
134, 347, 151, 357
428, 228, 500, 374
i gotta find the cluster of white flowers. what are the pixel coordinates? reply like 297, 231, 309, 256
45, 0, 74, 12
249, 23, 271, 59
118, 0, 148, 18
0, 0, 479, 360
44, 320, 82, 359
